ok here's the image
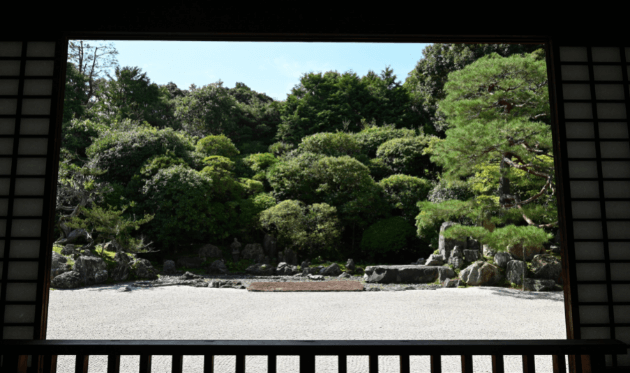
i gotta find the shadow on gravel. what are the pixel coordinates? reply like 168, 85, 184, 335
479, 287, 564, 302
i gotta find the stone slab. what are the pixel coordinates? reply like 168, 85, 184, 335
248, 281, 364, 292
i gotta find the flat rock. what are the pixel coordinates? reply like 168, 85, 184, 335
363, 265, 454, 284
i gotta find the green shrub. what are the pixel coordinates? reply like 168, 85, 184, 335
196, 134, 240, 158
360, 217, 415, 259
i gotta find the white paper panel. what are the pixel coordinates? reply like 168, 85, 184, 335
579, 305, 610, 323
572, 222, 603, 240
14, 178, 45, 195
593, 66, 623, 81
0, 219, 5, 237
0, 198, 7, 215
24, 61, 54, 76
563, 84, 591, 100
607, 222, 630, 239
0, 61, 21, 76
23, 79, 52, 96
564, 103, 594, 119
560, 47, 588, 61
19, 118, 49, 135
604, 181, 630, 198
571, 201, 601, 219
578, 284, 608, 302
580, 326, 611, 339
0, 79, 19, 95
18, 138, 47, 155
2, 326, 34, 339
610, 263, 630, 281
0, 138, 13, 155
3, 305, 36, 323
9, 240, 40, 258
7, 262, 38, 280
21, 99, 50, 115
602, 162, 630, 178
595, 84, 625, 100
599, 122, 629, 138
576, 263, 607, 281
0, 178, 9, 194
5, 283, 37, 301
600, 142, 630, 158
0, 159, 12, 175
570, 181, 599, 198
0, 118, 15, 135
0, 42, 22, 57
567, 141, 596, 158
612, 284, 630, 302
609, 242, 630, 260
565, 122, 594, 138
0, 99, 17, 114
11, 219, 41, 237
12, 198, 43, 216
592, 47, 622, 62
614, 306, 630, 323
561, 65, 590, 81
568, 161, 598, 178
597, 103, 627, 119
26, 42, 55, 57
16, 158, 46, 175
605, 202, 630, 219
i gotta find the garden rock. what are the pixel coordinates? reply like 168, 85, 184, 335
303, 265, 324, 275
494, 252, 511, 268
57, 229, 90, 245
51, 271, 83, 289
524, 278, 556, 292
363, 265, 456, 284
163, 260, 176, 275
177, 257, 204, 269
507, 244, 544, 262
448, 246, 465, 269
210, 280, 242, 288
459, 261, 503, 286
483, 245, 497, 258
132, 258, 158, 280
51, 252, 70, 279
467, 237, 481, 251
443, 278, 463, 288
276, 262, 298, 276
531, 254, 563, 285
245, 263, 274, 276
199, 244, 222, 260
111, 252, 132, 281
231, 238, 242, 262
506, 260, 528, 285
182, 271, 202, 279
206, 259, 228, 275
74, 256, 107, 286
321, 263, 342, 276
550, 245, 561, 254
463, 249, 481, 262
307, 274, 324, 281
346, 259, 355, 273
438, 222, 467, 259
338, 272, 352, 279
263, 234, 277, 259
118, 286, 132, 292
412, 257, 425, 265
61, 244, 76, 255
424, 254, 444, 266
94, 270, 108, 284
242, 243, 265, 263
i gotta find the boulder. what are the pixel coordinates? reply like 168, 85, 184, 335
74, 256, 107, 286
276, 262, 298, 276
132, 259, 158, 280
424, 254, 445, 266
182, 271, 203, 280
241, 243, 265, 263
321, 263, 342, 276
345, 259, 356, 272
494, 252, 512, 268
483, 245, 497, 258
51, 271, 83, 289
206, 259, 228, 275
363, 265, 455, 284
301, 260, 311, 270
506, 260, 528, 285
438, 267, 456, 283
412, 258, 425, 265
507, 244, 544, 262
210, 280, 242, 288
443, 278, 464, 288
163, 260, 176, 275
199, 244, 222, 260
51, 251, 70, 279
463, 249, 481, 262
263, 234, 278, 259
448, 246, 465, 269
111, 252, 132, 281
531, 254, 563, 285
524, 278, 556, 292
94, 270, 108, 284
245, 263, 274, 276
57, 229, 90, 245
307, 274, 324, 281
338, 272, 352, 279
467, 237, 481, 251
177, 257, 204, 269
303, 266, 324, 275
60, 244, 76, 256
438, 222, 467, 259
459, 261, 503, 286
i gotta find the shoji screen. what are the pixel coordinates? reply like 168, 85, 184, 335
553, 45, 630, 369
0, 38, 65, 355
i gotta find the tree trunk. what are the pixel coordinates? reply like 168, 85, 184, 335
498, 155, 511, 206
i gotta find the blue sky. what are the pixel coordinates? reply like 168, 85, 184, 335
78, 41, 434, 102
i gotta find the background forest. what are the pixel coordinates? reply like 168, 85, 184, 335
56, 42, 557, 266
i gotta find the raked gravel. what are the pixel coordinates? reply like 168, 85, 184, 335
46, 282, 568, 373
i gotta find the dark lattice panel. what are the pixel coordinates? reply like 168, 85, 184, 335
554, 45, 630, 368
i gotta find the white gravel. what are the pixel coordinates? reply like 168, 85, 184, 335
46, 284, 568, 373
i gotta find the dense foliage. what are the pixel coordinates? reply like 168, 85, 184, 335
56, 41, 555, 266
